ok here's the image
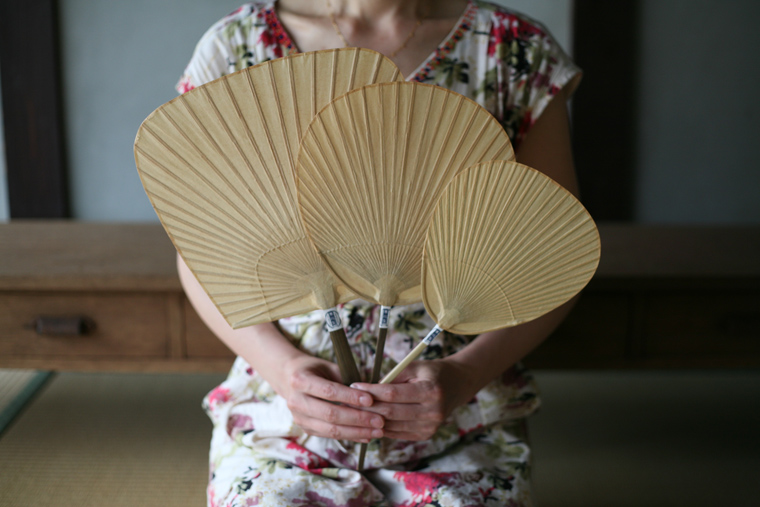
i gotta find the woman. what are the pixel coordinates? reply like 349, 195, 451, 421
177, 1, 581, 505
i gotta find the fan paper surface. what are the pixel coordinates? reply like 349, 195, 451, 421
423, 160, 600, 335
297, 82, 515, 306
134, 49, 403, 328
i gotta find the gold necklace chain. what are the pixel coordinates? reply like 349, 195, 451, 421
326, 0, 425, 58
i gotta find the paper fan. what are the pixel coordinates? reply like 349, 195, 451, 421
298, 81, 515, 308
134, 48, 403, 384
382, 160, 601, 383
296, 83, 515, 469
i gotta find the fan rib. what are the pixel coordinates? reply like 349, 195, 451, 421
347, 46, 359, 91
397, 87, 444, 252
266, 63, 299, 203
388, 83, 404, 258
182, 88, 290, 241
147, 202, 251, 254
213, 78, 295, 240
136, 145, 262, 247
492, 201, 578, 283
398, 86, 439, 247
501, 221, 598, 295
284, 57, 302, 143
407, 95, 473, 244
326, 101, 377, 256
357, 87, 385, 272
476, 168, 548, 278
179, 246, 254, 272
242, 69, 299, 225
172, 234, 251, 265
328, 50, 338, 100
343, 88, 378, 268
465, 164, 510, 279
300, 124, 369, 248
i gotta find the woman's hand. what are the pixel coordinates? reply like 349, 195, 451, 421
350, 359, 477, 441
178, 254, 384, 443
278, 354, 386, 443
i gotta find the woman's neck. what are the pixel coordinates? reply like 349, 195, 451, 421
277, 0, 468, 77
328, 0, 425, 21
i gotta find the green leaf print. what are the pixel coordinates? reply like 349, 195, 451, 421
395, 309, 428, 334
262, 458, 292, 475
477, 67, 498, 102
439, 57, 470, 87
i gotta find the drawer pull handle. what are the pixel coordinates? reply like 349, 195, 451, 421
31, 316, 97, 336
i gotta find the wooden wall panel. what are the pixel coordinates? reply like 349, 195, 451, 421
0, 0, 69, 218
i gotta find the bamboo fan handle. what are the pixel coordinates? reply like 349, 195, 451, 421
380, 325, 443, 384
370, 306, 392, 383
370, 327, 388, 384
358, 305, 393, 471
324, 308, 362, 385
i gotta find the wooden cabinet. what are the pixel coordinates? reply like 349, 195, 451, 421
1, 222, 759, 371
0, 292, 171, 358
0, 222, 233, 372
525, 225, 760, 369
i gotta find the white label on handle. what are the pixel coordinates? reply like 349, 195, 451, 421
422, 325, 442, 345
324, 308, 343, 332
379, 306, 391, 329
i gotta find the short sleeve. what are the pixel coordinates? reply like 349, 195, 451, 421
175, 3, 286, 94
492, 10, 582, 146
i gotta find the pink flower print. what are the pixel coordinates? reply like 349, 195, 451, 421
257, 27, 284, 58
226, 413, 254, 439
207, 386, 232, 408
532, 71, 551, 89
393, 471, 459, 503
286, 440, 332, 470
294, 491, 370, 507
325, 447, 352, 468
176, 75, 195, 94
258, 30, 276, 49
458, 423, 483, 438
516, 19, 545, 39
488, 19, 509, 56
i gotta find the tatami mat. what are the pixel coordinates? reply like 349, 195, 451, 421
530, 370, 760, 507
1, 370, 758, 506
0, 369, 51, 435
0, 372, 225, 507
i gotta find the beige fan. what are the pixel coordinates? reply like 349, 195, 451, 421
381, 160, 601, 383
297, 81, 514, 372
134, 48, 403, 385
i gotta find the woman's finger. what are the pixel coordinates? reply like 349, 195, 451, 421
290, 369, 374, 407
293, 394, 385, 430
360, 401, 424, 421
294, 407, 385, 442
351, 380, 443, 405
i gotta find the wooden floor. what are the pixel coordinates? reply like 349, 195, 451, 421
1, 370, 759, 506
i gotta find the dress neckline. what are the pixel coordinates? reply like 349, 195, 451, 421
267, 0, 476, 81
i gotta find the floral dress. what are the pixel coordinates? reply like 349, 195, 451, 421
177, 1, 580, 506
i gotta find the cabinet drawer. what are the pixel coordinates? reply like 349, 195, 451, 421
0, 292, 170, 358
526, 292, 630, 368
643, 291, 760, 358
